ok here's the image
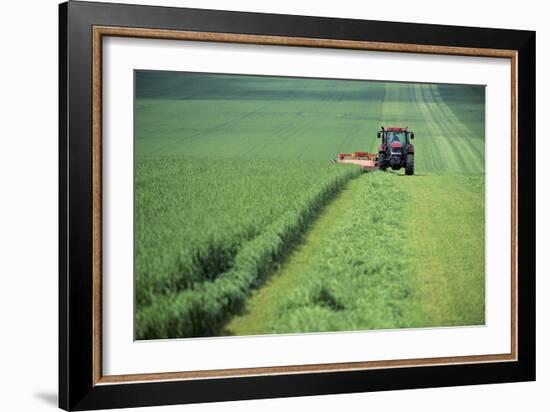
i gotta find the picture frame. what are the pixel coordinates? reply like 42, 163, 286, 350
59, 1, 536, 410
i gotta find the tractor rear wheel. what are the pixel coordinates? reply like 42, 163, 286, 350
378, 153, 387, 171
405, 154, 414, 175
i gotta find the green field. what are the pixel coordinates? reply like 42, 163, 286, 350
135, 71, 485, 339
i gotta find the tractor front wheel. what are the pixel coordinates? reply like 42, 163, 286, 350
405, 154, 414, 175
378, 153, 387, 171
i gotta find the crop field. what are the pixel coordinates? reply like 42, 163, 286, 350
135, 158, 360, 338
135, 71, 485, 339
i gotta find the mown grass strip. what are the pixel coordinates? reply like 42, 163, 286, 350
228, 172, 426, 335
401, 174, 485, 326
228, 172, 485, 335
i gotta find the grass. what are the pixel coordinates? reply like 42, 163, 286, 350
401, 174, 485, 326
135, 157, 360, 339
225, 175, 369, 335
375, 82, 484, 173
227, 173, 485, 335
136, 72, 484, 168
241, 172, 422, 333
226, 173, 423, 335
134, 71, 486, 339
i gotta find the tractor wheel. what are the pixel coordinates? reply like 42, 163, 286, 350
378, 153, 387, 171
405, 154, 414, 175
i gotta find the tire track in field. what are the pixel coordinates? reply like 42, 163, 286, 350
385, 83, 446, 172
420, 85, 474, 173
244, 80, 329, 159
330, 82, 387, 159
447, 86, 485, 139
427, 86, 484, 172
147, 101, 276, 155
380, 82, 398, 123
413, 84, 470, 173
239, 102, 300, 159
333, 89, 357, 154
242, 82, 344, 159
379, 82, 405, 132
333, 84, 378, 156
404, 84, 440, 172
136, 99, 214, 153
293, 84, 348, 159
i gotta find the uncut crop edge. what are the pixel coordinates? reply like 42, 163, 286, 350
135, 166, 362, 340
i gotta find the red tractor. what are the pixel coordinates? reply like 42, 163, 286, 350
377, 126, 415, 175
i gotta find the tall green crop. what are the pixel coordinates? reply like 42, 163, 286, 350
135, 156, 360, 339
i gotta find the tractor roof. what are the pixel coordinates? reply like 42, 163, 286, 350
384, 127, 408, 131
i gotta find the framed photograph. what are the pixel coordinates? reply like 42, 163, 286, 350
59, 1, 536, 410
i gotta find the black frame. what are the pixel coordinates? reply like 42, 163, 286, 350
59, 1, 536, 410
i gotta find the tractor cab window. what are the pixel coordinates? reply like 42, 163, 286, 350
386, 131, 406, 144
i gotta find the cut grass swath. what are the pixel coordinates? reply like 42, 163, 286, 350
228, 172, 486, 335
259, 172, 425, 333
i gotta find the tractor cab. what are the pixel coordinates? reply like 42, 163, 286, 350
386, 130, 407, 144
377, 126, 415, 175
